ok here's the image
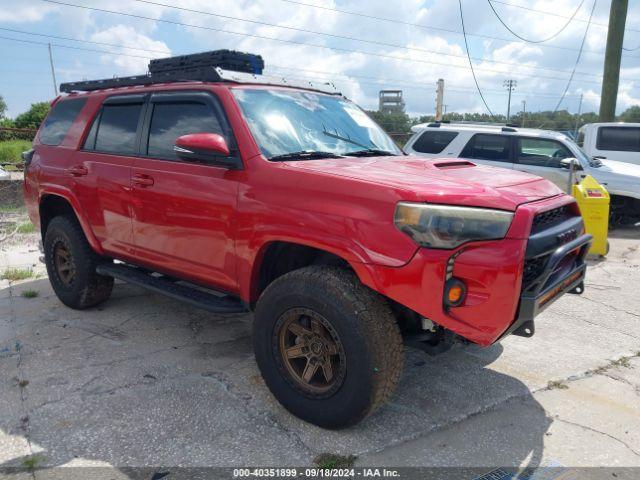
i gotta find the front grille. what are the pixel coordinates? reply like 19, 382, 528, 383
531, 206, 571, 233
522, 255, 549, 290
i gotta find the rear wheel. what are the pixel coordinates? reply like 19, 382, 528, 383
44, 215, 113, 309
253, 266, 403, 429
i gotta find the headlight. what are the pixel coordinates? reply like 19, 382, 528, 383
394, 203, 514, 249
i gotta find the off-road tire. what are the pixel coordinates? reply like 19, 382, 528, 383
44, 215, 113, 309
253, 266, 404, 429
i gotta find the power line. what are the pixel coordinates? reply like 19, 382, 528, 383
490, 0, 640, 34
39, 0, 610, 85
267, 64, 584, 98
0, 26, 171, 55
42, 0, 603, 80
458, 0, 496, 118
550, 0, 598, 117
487, 0, 586, 43
0, 44, 585, 101
0, 34, 151, 59
281, 0, 640, 55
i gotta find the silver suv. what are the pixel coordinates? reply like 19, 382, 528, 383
405, 123, 640, 225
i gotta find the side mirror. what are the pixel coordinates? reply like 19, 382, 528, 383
174, 133, 242, 169
560, 158, 583, 171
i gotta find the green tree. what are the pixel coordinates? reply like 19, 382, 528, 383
0, 95, 7, 120
366, 110, 411, 134
618, 106, 640, 123
14, 102, 50, 129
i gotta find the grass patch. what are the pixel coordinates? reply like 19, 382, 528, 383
314, 453, 357, 469
21, 454, 43, 470
547, 380, 569, 390
591, 353, 639, 375
21, 289, 39, 298
16, 222, 35, 234
0, 206, 26, 214
0, 140, 32, 165
1, 268, 33, 281
611, 357, 631, 368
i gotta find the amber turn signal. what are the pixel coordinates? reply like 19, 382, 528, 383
444, 279, 466, 308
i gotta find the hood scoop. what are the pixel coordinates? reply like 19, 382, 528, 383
433, 160, 476, 170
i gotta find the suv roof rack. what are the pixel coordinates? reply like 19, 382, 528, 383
60, 50, 263, 93
58, 50, 339, 95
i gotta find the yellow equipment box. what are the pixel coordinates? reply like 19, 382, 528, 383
572, 175, 609, 256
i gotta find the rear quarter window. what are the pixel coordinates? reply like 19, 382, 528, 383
38, 98, 87, 146
411, 130, 458, 154
596, 127, 640, 152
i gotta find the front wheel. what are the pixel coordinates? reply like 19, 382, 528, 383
253, 266, 403, 429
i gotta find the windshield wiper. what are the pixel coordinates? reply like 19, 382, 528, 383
322, 126, 372, 149
346, 148, 398, 157
269, 150, 343, 161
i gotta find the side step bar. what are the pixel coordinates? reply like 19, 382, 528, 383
96, 263, 248, 314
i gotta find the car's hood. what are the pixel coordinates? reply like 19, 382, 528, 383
284, 156, 562, 210
597, 158, 640, 177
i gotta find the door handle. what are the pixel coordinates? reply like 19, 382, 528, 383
132, 174, 154, 187
68, 165, 88, 177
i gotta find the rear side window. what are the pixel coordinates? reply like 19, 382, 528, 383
93, 103, 144, 155
596, 127, 640, 152
460, 134, 511, 162
39, 98, 87, 146
412, 131, 458, 154
147, 102, 223, 160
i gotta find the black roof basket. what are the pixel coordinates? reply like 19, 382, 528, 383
60, 50, 264, 93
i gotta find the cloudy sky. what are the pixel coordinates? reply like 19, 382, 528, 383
0, 0, 639, 118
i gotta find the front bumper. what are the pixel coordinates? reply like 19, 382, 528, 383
498, 233, 593, 340
355, 195, 590, 347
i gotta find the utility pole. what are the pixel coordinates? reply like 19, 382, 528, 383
443, 104, 449, 119
599, 0, 628, 121
521, 100, 526, 127
435, 78, 444, 121
503, 79, 517, 123
48, 43, 58, 96
574, 94, 584, 139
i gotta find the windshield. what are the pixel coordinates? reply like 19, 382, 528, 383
232, 88, 402, 159
563, 136, 601, 168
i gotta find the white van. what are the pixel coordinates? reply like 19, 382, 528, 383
405, 122, 640, 225
578, 123, 640, 166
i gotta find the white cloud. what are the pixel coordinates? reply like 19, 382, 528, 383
0, 0, 56, 22
90, 25, 171, 74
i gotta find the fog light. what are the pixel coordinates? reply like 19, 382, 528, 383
444, 279, 466, 308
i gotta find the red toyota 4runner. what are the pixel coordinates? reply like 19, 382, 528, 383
23, 51, 592, 428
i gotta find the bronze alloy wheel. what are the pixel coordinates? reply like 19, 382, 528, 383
275, 307, 346, 398
53, 239, 76, 286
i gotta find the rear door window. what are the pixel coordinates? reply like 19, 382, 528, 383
411, 130, 458, 154
460, 134, 511, 162
93, 103, 144, 155
39, 98, 87, 146
596, 127, 640, 152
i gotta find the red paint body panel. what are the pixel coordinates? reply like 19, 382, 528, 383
24, 81, 579, 346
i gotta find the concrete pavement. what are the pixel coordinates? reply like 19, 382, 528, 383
0, 227, 639, 477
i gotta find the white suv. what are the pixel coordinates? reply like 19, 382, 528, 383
405, 123, 640, 225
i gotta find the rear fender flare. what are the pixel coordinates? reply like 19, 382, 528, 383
39, 186, 104, 255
